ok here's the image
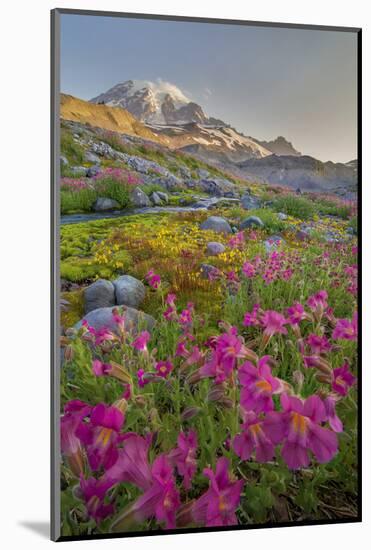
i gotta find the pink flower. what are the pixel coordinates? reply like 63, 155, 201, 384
146, 269, 161, 289
175, 339, 188, 357
324, 396, 343, 433
242, 262, 256, 278
192, 457, 244, 527
332, 312, 357, 341
238, 356, 282, 413
179, 308, 192, 326
286, 302, 307, 325
155, 360, 173, 378
61, 400, 91, 477
165, 293, 177, 307
76, 403, 125, 471
79, 476, 114, 523
264, 394, 338, 469
137, 368, 149, 388
261, 310, 287, 336
169, 430, 198, 490
306, 334, 332, 355
92, 359, 111, 377
281, 268, 293, 281
233, 411, 275, 462
307, 290, 328, 320
331, 363, 356, 396
131, 331, 150, 352
243, 304, 261, 327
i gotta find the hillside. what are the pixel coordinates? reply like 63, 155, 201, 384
60, 93, 165, 144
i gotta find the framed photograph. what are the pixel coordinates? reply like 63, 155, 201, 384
51, 8, 361, 542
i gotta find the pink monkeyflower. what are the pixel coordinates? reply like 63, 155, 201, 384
192, 457, 244, 527
331, 363, 356, 396
79, 476, 115, 523
307, 290, 328, 321
155, 360, 174, 378
131, 330, 150, 352
238, 356, 283, 413
61, 400, 91, 477
243, 303, 261, 327
163, 305, 177, 321
76, 403, 125, 471
324, 396, 343, 433
107, 437, 180, 530
262, 269, 276, 285
184, 345, 203, 367
332, 312, 357, 341
233, 411, 275, 462
169, 430, 198, 490
261, 310, 288, 336
215, 326, 248, 372
175, 339, 188, 358
242, 262, 255, 278
137, 368, 149, 388
179, 308, 193, 326
263, 394, 338, 469
286, 302, 307, 325
146, 269, 161, 289
281, 268, 293, 281
228, 231, 244, 249
92, 359, 112, 377
306, 334, 332, 355
226, 270, 239, 282
165, 293, 177, 306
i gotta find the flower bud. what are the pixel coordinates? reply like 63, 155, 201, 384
64, 345, 74, 362
181, 406, 201, 421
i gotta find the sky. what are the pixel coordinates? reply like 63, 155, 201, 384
60, 13, 358, 163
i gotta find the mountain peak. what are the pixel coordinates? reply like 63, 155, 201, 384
255, 136, 301, 156
90, 79, 228, 126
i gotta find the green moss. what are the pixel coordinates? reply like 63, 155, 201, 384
60, 129, 85, 164
61, 289, 84, 327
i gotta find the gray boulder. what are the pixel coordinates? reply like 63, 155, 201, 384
86, 164, 101, 178
60, 155, 69, 167
130, 187, 151, 207
75, 306, 155, 335
241, 194, 262, 210
150, 192, 163, 206
85, 151, 101, 164
92, 197, 121, 212
113, 275, 145, 308
197, 168, 210, 179
199, 178, 238, 197
206, 242, 226, 256
240, 216, 265, 230
156, 191, 169, 203
84, 279, 115, 314
69, 166, 86, 176
200, 216, 232, 234
152, 174, 182, 191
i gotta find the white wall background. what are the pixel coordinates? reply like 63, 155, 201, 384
0, 0, 368, 547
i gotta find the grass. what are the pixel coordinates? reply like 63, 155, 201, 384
272, 195, 316, 220
60, 129, 85, 164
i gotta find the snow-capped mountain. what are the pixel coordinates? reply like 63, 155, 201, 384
90, 79, 226, 126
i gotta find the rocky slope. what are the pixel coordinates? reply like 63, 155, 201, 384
254, 136, 301, 156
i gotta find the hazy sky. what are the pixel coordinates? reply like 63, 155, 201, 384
60, 14, 358, 163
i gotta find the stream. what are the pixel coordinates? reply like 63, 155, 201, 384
60, 197, 240, 225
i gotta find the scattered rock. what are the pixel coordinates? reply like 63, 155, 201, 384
92, 197, 121, 212
240, 216, 265, 230
113, 275, 146, 308
199, 177, 238, 197
152, 174, 182, 191
156, 191, 168, 203
85, 151, 101, 164
197, 168, 210, 179
130, 187, 151, 207
206, 242, 226, 256
84, 279, 115, 314
60, 155, 68, 167
277, 212, 288, 220
200, 216, 232, 234
179, 166, 192, 180
295, 230, 311, 241
86, 164, 101, 178
241, 194, 262, 210
127, 156, 169, 176
150, 192, 163, 206
75, 306, 156, 335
